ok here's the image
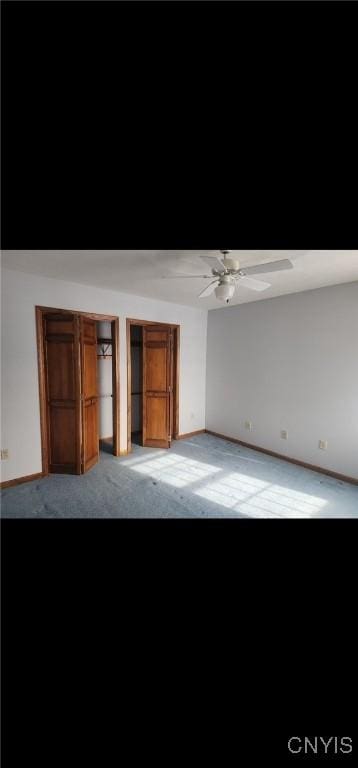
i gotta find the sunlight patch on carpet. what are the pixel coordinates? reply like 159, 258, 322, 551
128, 453, 221, 488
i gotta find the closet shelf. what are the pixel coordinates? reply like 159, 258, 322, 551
97, 337, 113, 359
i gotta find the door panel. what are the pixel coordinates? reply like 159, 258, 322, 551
145, 330, 168, 342
143, 325, 172, 449
44, 313, 81, 474
46, 342, 76, 400
83, 343, 97, 398
83, 400, 98, 469
82, 317, 97, 343
80, 316, 99, 472
146, 347, 168, 392
49, 405, 77, 469
145, 397, 168, 442
46, 319, 76, 336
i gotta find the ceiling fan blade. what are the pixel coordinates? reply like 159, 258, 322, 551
242, 258, 293, 276
161, 274, 213, 279
199, 254, 225, 272
239, 276, 270, 292
198, 280, 219, 298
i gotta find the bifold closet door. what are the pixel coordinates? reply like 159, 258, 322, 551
143, 325, 172, 448
44, 313, 99, 474
80, 317, 99, 472
44, 313, 81, 474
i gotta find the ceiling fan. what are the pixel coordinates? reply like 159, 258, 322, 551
162, 251, 294, 303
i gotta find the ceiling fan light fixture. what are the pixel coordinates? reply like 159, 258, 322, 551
215, 282, 235, 303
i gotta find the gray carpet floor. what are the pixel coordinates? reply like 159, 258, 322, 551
1, 433, 358, 518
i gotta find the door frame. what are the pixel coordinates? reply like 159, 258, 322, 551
126, 318, 180, 454
36, 306, 120, 476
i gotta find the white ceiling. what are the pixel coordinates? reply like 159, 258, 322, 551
1, 250, 358, 310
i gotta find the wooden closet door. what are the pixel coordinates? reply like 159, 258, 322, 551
44, 313, 81, 474
143, 325, 172, 448
80, 317, 99, 472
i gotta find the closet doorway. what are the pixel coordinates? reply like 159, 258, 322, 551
126, 319, 180, 453
36, 306, 120, 476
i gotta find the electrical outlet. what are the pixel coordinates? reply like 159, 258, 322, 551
281, 430, 288, 440
245, 421, 253, 432
1, 449, 9, 460
319, 440, 328, 450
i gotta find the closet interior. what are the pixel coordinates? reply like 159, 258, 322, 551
97, 321, 113, 453
130, 324, 143, 446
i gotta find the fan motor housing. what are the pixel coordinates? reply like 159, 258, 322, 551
222, 256, 240, 272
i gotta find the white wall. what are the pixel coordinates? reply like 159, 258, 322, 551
0, 268, 207, 482
206, 282, 358, 479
